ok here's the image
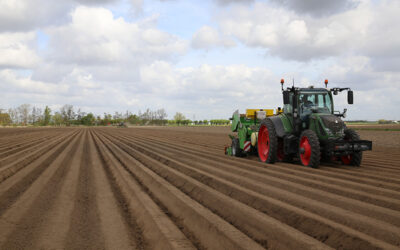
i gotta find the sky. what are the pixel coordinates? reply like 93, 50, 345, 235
0, 0, 399, 121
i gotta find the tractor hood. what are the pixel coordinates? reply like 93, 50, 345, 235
319, 114, 345, 137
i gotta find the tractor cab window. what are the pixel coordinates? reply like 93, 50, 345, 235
299, 92, 332, 120
317, 93, 332, 113
284, 92, 294, 114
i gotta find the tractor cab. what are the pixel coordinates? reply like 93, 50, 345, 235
282, 83, 354, 140
298, 89, 333, 120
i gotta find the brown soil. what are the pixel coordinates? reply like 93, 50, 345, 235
347, 124, 400, 130
0, 126, 399, 249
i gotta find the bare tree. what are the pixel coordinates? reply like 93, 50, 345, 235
33, 107, 42, 124
31, 106, 42, 124
76, 108, 84, 121
113, 111, 123, 120
17, 104, 30, 125
8, 108, 18, 124
156, 109, 167, 120
140, 108, 152, 120
60, 104, 75, 125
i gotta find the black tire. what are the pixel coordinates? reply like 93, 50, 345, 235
299, 130, 320, 168
231, 138, 243, 157
258, 118, 278, 163
341, 129, 362, 166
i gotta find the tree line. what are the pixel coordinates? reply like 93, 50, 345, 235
0, 104, 230, 126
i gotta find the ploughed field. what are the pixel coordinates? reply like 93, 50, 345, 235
0, 126, 399, 250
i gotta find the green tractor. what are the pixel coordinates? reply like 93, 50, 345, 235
225, 79, 372, 168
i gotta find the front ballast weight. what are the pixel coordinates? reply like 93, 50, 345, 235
225, 108, 278, 157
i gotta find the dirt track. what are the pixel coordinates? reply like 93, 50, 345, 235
0, 127, 399, 249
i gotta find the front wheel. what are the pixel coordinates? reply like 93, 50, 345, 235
299, 130, 320, 168
341, 129, 362, 166
258, 119, 278, 163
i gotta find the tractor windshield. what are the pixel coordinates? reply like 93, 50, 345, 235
299, 91, 332, 119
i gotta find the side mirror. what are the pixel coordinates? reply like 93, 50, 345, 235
283, 91, 290, 105
348, 90, 353, 104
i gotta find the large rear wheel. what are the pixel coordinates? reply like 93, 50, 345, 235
341, 129, 362, 166
299, 130, 320, 168
258, 119, 277, 163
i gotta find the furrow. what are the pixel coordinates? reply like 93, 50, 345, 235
97, 129, 332, 250
64, 130, 106, 250
0, 129, 83, 248
0, 130, 80, 183
92, 129, 196, 250
102, 132, 399, 249
122, 133, 400, 227
94, 130, 281, 250
105, 130, 400, 210
0, 130, 81, 217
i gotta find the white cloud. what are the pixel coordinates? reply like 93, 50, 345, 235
191, 26, 235, 49
285, 20, 310, 44
0, 0, 399, 121
0, 0, 72, 32
0, 32, 40, 68
136, 61, 281, 119
0, 0, 122, 32
0, 69, 68, 95
216, 1, 380, 61
45, 6, 187, 66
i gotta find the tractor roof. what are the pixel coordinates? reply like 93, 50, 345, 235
298, 87, 328, 92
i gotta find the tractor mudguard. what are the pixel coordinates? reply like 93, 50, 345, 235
268, 116, 286, 137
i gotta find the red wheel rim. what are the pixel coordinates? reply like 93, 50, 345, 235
341, 155, 352, 165
258, 125, 270, 162
299, 136, 311, 166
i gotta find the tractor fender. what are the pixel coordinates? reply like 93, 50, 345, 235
268, 116, 286, 138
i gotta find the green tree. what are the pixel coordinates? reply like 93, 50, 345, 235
81, 113, 95, 126
174, 112, 186, 125
52, 112, 63, 126
0, 113, 11, 125
127, 114, 140, 125
43, 106, 51, 126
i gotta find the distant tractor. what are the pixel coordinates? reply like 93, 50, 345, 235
118, 122, 127, 128
225, 79, 372, 168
